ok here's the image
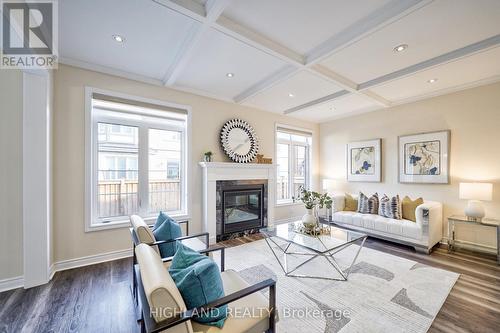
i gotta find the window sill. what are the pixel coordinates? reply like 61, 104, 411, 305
85, 213, 190, 232
276, 201, 303, 208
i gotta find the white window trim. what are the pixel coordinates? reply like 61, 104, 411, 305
274, 123, 313, 206
84, 87, 192, 232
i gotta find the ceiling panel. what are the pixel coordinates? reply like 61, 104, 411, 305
59, 0, 197, 80
370, 47, 500, 102
321, 0, 500, 84
288, 94, 381, 122
175, 28, 288, 100
222, 0, 392, 55
243, 70, 344, 113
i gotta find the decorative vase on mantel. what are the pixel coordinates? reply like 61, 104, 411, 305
302, 207, 318, 229
203, 151, 213, 162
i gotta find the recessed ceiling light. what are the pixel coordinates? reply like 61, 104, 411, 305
226, 73, 234, 78
427, 78, 438, 83
288, 93, 295, 98
393, 44, 408, 53
112, 35, 125, 43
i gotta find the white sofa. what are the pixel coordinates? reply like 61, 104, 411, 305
331, 194, 443, 254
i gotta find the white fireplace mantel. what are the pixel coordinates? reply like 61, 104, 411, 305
199, 162, 276, 244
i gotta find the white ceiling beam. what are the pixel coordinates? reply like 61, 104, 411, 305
233, 65, 297, 103
305, 0, 432, 65
230, 0, 431, 106
214, 16, 305, 66
309, 64, 358, 92
205, 0, 231, 20
358, 34, 500, 90
305, 65, 390, 109
152, 0, 206, 22
284, 34, 500, 115
163, 24, 209, 85
157, 0, 428, 109
359, 90, 391, 107
156, 0, 494, 118
283, 34, 500, 115
157, 0, 233, 86
283, 90, 351, 115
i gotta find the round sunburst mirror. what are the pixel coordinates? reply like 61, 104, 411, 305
220, 119, 259, 163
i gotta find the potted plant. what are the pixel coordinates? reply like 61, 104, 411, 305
203, 151, 213, 162
296, 186, 332, 228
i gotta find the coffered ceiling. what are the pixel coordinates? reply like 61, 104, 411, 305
59, 0, 500, 122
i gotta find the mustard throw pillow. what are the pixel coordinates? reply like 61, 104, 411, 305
402, 196, 424, 222
344, 193, 358, 212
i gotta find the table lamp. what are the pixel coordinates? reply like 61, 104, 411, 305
459, 182, 493, 221
322, 179, 336, 192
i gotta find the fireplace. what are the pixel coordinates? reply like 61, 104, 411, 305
216, 180, 267, 241
200, 162, 275, 244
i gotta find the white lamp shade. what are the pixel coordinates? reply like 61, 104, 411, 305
459, 183, 493, 201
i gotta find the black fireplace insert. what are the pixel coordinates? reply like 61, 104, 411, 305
216, 180, 267, 241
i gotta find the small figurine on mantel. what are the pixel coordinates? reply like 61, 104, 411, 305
256, 154, 272, 164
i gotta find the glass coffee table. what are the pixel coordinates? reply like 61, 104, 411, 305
261, 221, 367, 281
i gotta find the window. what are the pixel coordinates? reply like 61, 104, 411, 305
276, 126, 312, 204
86, 90, 189, 230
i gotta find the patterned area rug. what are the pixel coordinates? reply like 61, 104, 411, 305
216, 239, 458, 333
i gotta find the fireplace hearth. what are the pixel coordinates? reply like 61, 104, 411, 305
216, 180, 268, 242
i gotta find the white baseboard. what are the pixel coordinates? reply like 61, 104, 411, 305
49, 263, 56, 280
441, 237, 497, 254
52, 248, 133, 273
0, 276, 24, 293
1, 249, 133, 293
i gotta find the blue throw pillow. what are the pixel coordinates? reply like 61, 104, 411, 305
153, 216, 182, 257
153, 211, 171, 230
169, 243, 227, 328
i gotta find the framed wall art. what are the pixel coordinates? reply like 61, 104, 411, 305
347, 139, 382, 182
398, 130, 450, 184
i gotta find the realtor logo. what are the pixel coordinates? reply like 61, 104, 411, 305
1, 0, 58, 69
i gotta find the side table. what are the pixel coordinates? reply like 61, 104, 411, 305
448, 215, 499, 265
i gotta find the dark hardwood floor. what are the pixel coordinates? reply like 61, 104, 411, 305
1, 235, 498, 333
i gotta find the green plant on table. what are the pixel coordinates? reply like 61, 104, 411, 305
296, 186, 332, 210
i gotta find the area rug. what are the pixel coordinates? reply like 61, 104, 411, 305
216, 239, 458, 333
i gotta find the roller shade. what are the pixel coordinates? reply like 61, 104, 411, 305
276, 125, 312, 137
92, 92, 188, 116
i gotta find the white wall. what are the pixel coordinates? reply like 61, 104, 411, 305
320, 82, 500, 251
52, 64, 319, 263
0, 71, 24, 280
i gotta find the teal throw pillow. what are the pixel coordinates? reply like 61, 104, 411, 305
152, 216, 182, 257
169, 243, 227, 328
153, 211, 171, 230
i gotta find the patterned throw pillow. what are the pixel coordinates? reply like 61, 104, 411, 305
358, 192, 379, 214
379, 194, 402, 220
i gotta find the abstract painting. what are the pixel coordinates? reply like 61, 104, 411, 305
351, 147, 375, 175
399, 130, 450, 184
404, 140, 440, 175
347, 139, 381, 182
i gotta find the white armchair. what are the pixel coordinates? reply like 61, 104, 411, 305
134, 243, 277, 333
